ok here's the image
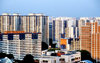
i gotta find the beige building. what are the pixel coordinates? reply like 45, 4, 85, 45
60, 38, 80, 51
65, 27, 79, 38
0, 31, 42, 60
0, 13, 49, 46
52, 17, 78, 47
70, 38, 80, 50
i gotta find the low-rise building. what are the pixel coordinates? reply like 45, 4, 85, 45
40, 50, 81, 63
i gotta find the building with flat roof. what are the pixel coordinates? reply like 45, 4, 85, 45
79, 18, 100, 62
0, 31, 42, 60
0, 13, 49, 47
52, 17, 78, 47
39, 51, 81, 63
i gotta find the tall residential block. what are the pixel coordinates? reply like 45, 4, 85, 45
0, 13, 49, 46
80, 22, 91, 52
91, 21, 100, 62
52, 17, 78, 47
70, 38, 80, 50
60, 38, 80, 51
79, 17, 100, 62
0, 31, 42, 60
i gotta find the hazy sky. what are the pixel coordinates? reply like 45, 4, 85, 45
0, 0, 100, 17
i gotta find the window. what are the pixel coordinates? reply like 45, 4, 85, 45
43, 60, 48, 63
87, 20, 90, 22
61, 34, 65, 38
98, 21, 100, 25
8, 34, 13, 40
61, 45, 66, 49
53, 21, 55, 41
32, 33, 38, 39
60, 58, 65, 61
82, 21, 85, 25
19, 33, 25, 40
0, 34, 3, 41
36, 16, 38, 26
44, 17, 46, 25
64, 21, 67, 28
71, 58, 75, 61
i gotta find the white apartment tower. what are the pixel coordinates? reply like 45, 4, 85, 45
0, 13, 49, 47
52, 17, 78, 47
0, 32, 42, 60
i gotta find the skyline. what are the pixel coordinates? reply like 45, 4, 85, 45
1, 0, 100, 62
0, 0, 100, 17
0, 13, 100, 62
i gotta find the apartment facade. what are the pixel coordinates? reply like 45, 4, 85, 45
0, 31, 42, 60
0, 13, 49, 46
80, 22, 91, 52
52, 17, 78, 47
39, 51, 81, 63
79, 18, 100, 62
60, 38, 80, 51
91, 21, 100, 62
65, 27, 79, 38
70, 38, 80, 50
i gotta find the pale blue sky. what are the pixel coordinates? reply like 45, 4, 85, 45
0, 0, 100, 17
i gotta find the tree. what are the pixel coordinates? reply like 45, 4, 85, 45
0, 53, 7, 58
51, 53, 57, 56
7, 54, 14, 59
78, 50, 96, 62
42, 42, 48, 50
22, 54, 34, 63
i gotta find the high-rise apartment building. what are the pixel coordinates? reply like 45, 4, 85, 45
79, 17, 94, 53
91, 21, 100, 62
52, 17, 78, 47
70, 38, 80, 50
65, 27, 79, 38
0, 31, 42, 60
80, 22, 91, 52
79, 17, 100, 62
0, 13, 49, 46
60, 38, 80, 51
78, 17, 95, 35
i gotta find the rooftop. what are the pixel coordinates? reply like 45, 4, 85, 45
0, 31, 41, 35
